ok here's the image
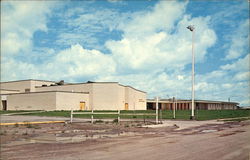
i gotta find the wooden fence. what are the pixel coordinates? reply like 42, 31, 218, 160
70, 109, 159, 124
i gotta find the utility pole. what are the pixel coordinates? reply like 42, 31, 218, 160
173, 97, 176, 119
156, 96, 159, 124
187, 25, 195, 120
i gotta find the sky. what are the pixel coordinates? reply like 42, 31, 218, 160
1, 0, 249, 106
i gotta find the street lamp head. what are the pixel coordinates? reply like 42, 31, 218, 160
187, 25, 195, 31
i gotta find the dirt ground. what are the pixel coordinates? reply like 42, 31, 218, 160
1, 119, 250, 160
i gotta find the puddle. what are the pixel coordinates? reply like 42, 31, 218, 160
201, 129, 218, 133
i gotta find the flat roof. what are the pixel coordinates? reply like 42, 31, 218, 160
35, 81, 146, 93
0, 79, 57, 84
0, 90, 89, 96
147, 99, 239, 105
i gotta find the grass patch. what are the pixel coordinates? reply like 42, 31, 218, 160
0, 110, 40, 115
7, 109, 250, 121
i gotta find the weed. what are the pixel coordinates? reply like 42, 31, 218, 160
94, 120, 104, 123
0, 130, 6, 135
113, 119, 118, 123
136, 123, 142, 127
23, 130, 28, 135
33, 125, 41, 129
26, 123, 33, 128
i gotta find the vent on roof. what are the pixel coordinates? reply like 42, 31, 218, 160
87, 81, 94, 83
56, 80, 64, 85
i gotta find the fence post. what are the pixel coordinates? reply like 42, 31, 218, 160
156, 96, 159, 124
70, 109, 73, 123
118, 110, 120, 123
91, 109, 94, 124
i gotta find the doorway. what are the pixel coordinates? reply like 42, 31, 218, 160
2, 100, 7, 110
124, 103, 129, 110
80, 101, 85, 110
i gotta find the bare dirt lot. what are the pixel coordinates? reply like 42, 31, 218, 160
1, 118, 250, 160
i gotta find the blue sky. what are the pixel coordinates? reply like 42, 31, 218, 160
1, 0, 249, 106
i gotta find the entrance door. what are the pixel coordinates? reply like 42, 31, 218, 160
124, 103, 128, 110
2, 100, 7, 110
80, 102, 85, 110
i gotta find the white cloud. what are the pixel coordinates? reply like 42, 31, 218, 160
225, 19, 249, 60
118, 1, 187, 36
44, 44, 116, 80
221, 54, 249, 72
233, 71, 250, 81
106, 2, 216, 73
1, 1, 54, 56
1, 1, 249, 107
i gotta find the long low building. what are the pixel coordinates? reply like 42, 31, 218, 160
147, 99, 239, 110
0, 79, 146, 111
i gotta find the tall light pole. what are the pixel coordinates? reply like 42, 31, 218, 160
187, 25, 195, 120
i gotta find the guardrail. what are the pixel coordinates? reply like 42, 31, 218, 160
70, 109, 158, 124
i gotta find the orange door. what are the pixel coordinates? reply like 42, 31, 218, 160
125, 103, 129, 110
80, 102, 85, 110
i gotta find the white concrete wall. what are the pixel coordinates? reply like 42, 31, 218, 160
117, 85, 126, 110
0, 80, 55, 93
36, 83, 93, 108
6, 81, 147, 111
92, 83, 120, 110
7, 92, 57, 110
55, 92, 89, 110
31, 80, 55, 92
0, 90, 20, 94
125, 87, 146, 110
0, 81, 31, 93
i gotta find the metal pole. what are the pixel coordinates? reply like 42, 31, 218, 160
70, 108, 73, 123
156, 97, 159, 124
191, 29, 195, 119
91, 108, 94, 124
173, 97, 176, 119
118, 109, 120, 123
